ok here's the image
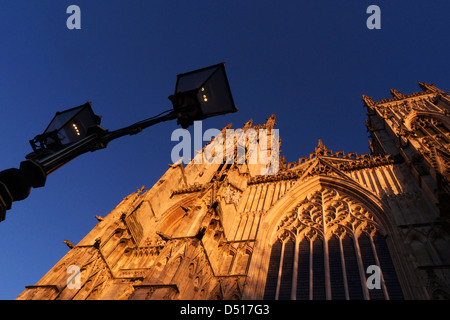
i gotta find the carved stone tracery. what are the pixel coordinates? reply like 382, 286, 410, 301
274, 187, 380, 243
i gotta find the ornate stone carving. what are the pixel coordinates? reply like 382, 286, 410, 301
223, 184, 242, 207
275, 187, 379, 242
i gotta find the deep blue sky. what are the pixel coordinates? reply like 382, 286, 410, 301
1, 1, 449, 300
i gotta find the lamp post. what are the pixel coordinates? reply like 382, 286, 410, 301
0, 62, 237, 222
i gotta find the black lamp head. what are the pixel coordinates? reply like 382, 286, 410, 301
169, 62, 237, 129
29, 102, 101, 157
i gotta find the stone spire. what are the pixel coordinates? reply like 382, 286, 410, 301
265, 114, 276, 128
314, 139, 328, 156
418, 81, 445, 94
390, 89, 404, 99
362, 94, 375, 108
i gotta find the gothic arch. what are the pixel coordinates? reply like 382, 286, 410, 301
233, 246, 252, 274
428, 228, 450, 264
154, 193, 199, 237
405, 111, 450, 132
219, 247, 236, 275
270, 187, 382, 246
263, 176, 394, 243
244, 175, 405, 300
432, 289, 450, 300
404, 229, 436, 266
208, 283, 223, 300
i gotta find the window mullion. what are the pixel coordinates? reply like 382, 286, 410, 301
369, 234, 389, 299
275, 240, 285, 300
353, 233, 370, 300
291, 236, 299, 300
339, 236, 350, 300
309, 239, 313, 300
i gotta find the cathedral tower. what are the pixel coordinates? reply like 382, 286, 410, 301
364, 83, 450, 223
17, 84, 450, 300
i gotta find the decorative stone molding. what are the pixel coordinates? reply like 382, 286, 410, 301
273, 187, 380, 243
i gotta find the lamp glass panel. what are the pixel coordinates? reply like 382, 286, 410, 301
175, 66, 217, 94
43, 104, 99, 146
198, 66, 236, 116
44, 107, 83, 134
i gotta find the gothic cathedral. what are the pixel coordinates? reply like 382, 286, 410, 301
17, 82, 450, 300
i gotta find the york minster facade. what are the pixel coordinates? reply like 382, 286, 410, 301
18, 82, 450, 300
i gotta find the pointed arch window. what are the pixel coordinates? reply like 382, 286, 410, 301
263, 188, 404, 300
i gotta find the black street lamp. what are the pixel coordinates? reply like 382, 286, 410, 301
0, 62, 237, 222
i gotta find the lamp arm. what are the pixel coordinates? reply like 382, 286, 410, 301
98, 109, 177, 146
38, 109, 177, 175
